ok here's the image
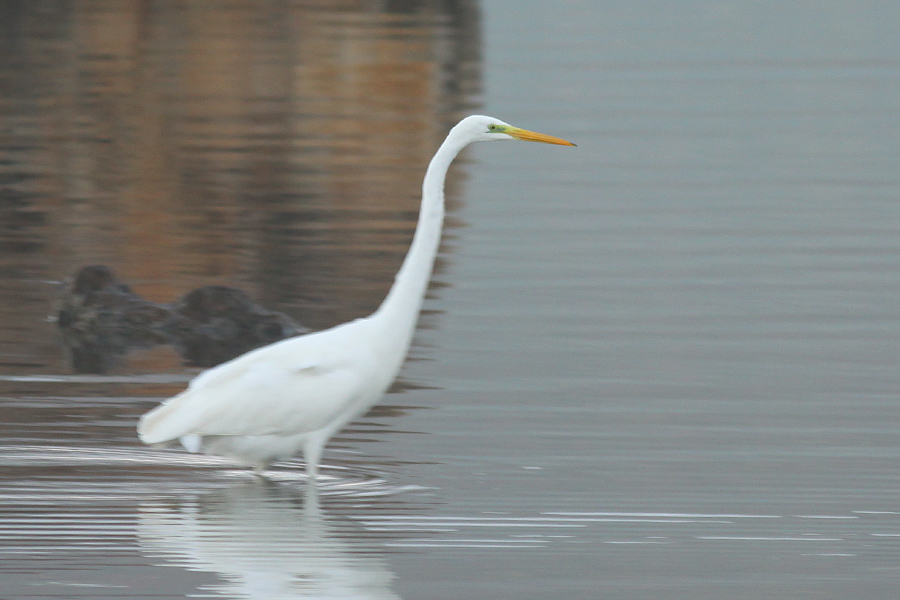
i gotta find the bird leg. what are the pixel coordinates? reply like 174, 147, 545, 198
303, 435, 326, 482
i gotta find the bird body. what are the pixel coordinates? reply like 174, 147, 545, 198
138, 115, 574, 478
140, 317, 385, 474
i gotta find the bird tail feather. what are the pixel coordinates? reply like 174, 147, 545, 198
137, 394, 193, 444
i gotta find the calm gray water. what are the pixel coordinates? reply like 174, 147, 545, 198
2, 1, 900, 598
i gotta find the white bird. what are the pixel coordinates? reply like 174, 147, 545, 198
137, 115, 575, 479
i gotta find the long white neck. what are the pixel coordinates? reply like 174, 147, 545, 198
370, 128, 469, 349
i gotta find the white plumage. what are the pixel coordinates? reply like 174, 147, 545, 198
138, 115, 575, 478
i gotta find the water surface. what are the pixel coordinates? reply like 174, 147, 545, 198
2, 1, 900, 598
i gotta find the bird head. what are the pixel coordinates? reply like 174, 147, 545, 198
453, 115, 576, 146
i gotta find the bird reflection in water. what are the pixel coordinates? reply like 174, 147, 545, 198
137, 481, 401, 599
55, 265, 306, 373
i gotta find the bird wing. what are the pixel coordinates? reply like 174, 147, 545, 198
138, 323, 371, 444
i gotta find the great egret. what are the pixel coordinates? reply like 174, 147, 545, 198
138, 115, 575, 478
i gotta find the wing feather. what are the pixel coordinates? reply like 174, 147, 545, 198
138, 321, 372, 444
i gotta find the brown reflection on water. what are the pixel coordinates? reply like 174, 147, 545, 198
0, 0, 480, 376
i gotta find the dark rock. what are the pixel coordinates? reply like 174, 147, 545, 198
166, 285, 306, 367
56, 266, 306, 373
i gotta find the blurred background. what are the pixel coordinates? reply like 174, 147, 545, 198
2, 1, 900, 599
0, 0, 479, 374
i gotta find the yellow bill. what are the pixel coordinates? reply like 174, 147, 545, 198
507, 126, 576, 146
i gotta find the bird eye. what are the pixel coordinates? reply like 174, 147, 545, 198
488, 124, 498, 132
